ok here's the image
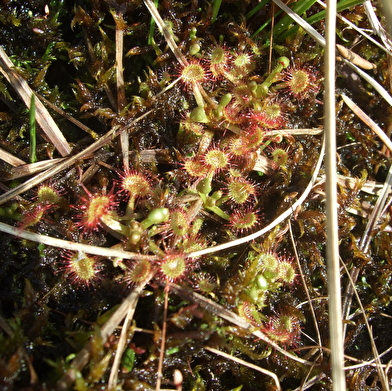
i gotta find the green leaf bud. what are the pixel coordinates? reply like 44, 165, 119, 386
190, 106, 209, 123
197, 177, 212, 195
256, 274, 269, 290
141, 208, 170, 230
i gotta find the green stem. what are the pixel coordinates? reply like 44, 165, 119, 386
29, 94, 37, 164
147, 0, 159, 45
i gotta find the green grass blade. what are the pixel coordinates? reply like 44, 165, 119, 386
245, 0, 270, 20
306, 0, 363, 25
211, 0, 223, 23
147, 0, 159, 46
272, 0, 325, 46
252, 0, 317, 40
29, 94, 37, 164
273, 0, 363, 43
272, 0, 318, 37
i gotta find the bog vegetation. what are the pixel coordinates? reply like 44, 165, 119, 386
0, 0, 391, 390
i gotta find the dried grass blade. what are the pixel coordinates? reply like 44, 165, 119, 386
6, 158, 67, 180
143, 0, 187, 66
379, 0, 392, 36
204, 346, 282, 391
0, 109, 152, 206
168, 283, 312, 366
113, 10, 129, 171
0, 147, 26, 167
365, 0, 392, 52
142, 0, 208, 107
342, 60, 392, 106
289, 222, 323, 356
333, 174, 386, 196
316, 0, 392, 56
56, 279, 150, 391
0, 46, 72, 157
155, 286, 169, 391
272, 0, 325, 46
341, 94, 392, 152
0, 221, 158, 261
269, 128, 323, 136
38, 94, 99, 140
108, 289, 138, 389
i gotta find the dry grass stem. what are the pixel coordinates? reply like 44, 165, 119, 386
168, 283, 312, 366
359, 165, 392, 251
273, 0, 392, 106
113, 9, 130, 171
6, 158, 67, 180
343, 59, 392, 106
289, 222, 323, 355
143, 0, 187, 67
155, 287, 169, 391
341, 260, 390, 390
365, 0, 392, 51
272, 0, 325, 46
334, 174, 388, 196
268, 128, 323, 136
56, 279, 149, 391
1, 2, 391, 390
108, 290, 138, 388
143, 0, 211, 108
0, 221, 158, 261
0, 147, 26, 167
324, 0, 346, 389
316, 0, 392, 56
0, 109, 153, 206
0, 47, 72, 157
341, 94, 392, 153
205, 346, 282, 391
38, 94, 100, 140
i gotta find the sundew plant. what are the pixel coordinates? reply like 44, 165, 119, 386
0, 0, 392, 390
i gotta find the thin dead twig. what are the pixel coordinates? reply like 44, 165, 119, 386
155, 286, 169, 391
341, 96, 392, 341
143, 0, 186, 67
324, 0, 346, 388
316, 0, 392, 56
38, 94, 99, 140
272, 0, 392, 106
